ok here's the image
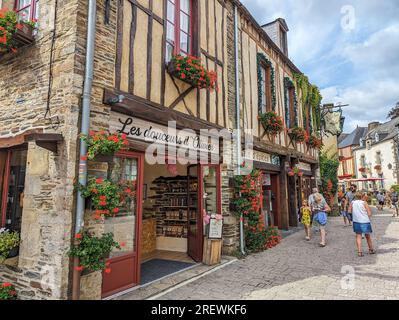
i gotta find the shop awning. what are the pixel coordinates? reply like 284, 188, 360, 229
0, 129, 63, 153
342, 178, 385, 182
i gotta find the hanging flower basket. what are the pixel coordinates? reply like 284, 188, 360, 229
359, 167, 366, 173
69, 230, 121, 274
374, 165, 382, 171
307, 134, 323, 150
81, 131, 129, 161
258, 111, 284, 138
0, 9, 35, 55
168, 54, 217, 91
288, 126, 306, 144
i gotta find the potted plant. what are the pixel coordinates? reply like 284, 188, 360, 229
81, 131, 129, 161
0, 282, 17, 300
0, 228, 20, 263
69, 230, 121, 274
258, 111, 284, 138
168, 54, 217, 91
0, 9, 35, 55
79, 177, 124, 219
288, 126, 306, 144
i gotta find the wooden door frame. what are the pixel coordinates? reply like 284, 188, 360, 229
101, 150, 144, 298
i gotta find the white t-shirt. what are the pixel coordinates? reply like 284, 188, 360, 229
352, 200, 371, 223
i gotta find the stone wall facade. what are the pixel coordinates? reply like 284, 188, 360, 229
0, 0, 85, 299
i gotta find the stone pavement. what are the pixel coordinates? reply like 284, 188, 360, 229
156, 207, 399, 300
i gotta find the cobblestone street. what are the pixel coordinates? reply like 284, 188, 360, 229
156, 207, 399, 300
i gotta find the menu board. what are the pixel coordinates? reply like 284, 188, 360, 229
208, 217, 223, 239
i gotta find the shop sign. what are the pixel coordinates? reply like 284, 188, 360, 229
298, 162, 312, 172
110, 112, 219, 154
208, 217, 223, 239
243, 150, 272, 164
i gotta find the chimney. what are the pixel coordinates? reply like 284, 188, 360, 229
262, 18, 289, 56
368, 122, 380, 131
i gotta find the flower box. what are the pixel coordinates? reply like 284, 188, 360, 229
258, 112, 284, 138
288, 127, 306, 144
167, 55, 217, 91
0, 10, 35, 55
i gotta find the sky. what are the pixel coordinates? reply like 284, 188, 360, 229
241, 0, 399, 133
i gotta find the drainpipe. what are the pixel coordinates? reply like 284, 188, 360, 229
72, 0, 97, 300
234, 4, 245, 256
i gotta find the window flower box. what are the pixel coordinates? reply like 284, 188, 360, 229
0, 9, 35, 55
258, 111, 284, 138
288, 126, 306, 144
168, 54, 217, 91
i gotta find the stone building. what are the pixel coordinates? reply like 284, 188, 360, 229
0, 0, 321, 300
352, 119, 399, 191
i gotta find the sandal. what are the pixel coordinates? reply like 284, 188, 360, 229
369, 249, 376, 255
358, 252, 364, 257
305, 237, 310, 241
319, 243, 326, 247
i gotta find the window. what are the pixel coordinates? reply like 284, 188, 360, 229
166, 0, 193, 62
260, 64, 272, 113
375, 133, 379, 142
288, 87, 296, 127
15, 0, 39, 22
0, 147, 27, 232
280, 26, 288, 55
376, 151, 382, 165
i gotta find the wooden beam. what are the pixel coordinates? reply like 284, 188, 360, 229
104, 88, 224, 132
0, 129, 43, 149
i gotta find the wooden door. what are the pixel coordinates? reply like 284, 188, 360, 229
102, 151, 143, 298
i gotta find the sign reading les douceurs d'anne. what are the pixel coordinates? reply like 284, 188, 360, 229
110, 112, 219, 154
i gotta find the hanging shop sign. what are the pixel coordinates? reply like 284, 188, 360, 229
208, 217, 223, 239
110, 112, 219, 154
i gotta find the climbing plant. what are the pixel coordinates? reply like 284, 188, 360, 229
293, 73, 323, 132
284, 77, 298, 127
257, 53, 276, 113
320, 153, 339, 206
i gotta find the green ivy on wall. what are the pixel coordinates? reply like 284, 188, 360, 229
293, 73, 322, 132
257, 53, 276, 113
284, 77, 298, 127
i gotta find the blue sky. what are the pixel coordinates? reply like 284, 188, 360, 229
241, 0, 399, 132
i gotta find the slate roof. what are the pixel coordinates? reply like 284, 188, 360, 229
359, 117, 399, 148
338, 134, 348, 144
338, 127, 368, 149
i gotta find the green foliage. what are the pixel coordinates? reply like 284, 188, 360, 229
69, 230, 121, 272
293, 73, 323, 132
0, 10, 18, 52
284, 77, 299, 126
233, 170, 281, 253
320, 153, 339, 202
391, 185, 399, 193
0, 230, 20, 263
0, 282, 17, 300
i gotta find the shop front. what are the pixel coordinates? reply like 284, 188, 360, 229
100, 112, 222, 298
245, 151, 284, 230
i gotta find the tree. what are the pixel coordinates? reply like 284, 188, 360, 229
319, 153, 339, 206
388, 101, 399, 119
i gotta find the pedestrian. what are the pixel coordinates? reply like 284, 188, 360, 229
311, 193, 331, 247
342, 184, 357, 226
376, 191, 385, 211
390, 188, 399, 217
348, 192, 376, 257
308, 187, 320, 232
300, 199, 312, 241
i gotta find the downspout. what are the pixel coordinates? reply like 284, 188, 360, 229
234, 4, 245, 256
72, 0, 97, 300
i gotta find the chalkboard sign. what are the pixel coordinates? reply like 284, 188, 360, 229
208, 217, 223, 239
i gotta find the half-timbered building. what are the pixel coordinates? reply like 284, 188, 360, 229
0, 0, 322, 300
